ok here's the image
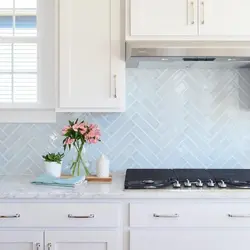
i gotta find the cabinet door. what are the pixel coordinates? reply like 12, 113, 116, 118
59, 0, 125, 112
45, 231, 118, 250
131, 229, 250, 250
199, 0, 250, 36
0, 231, 43, 250
130, 0, 198, 36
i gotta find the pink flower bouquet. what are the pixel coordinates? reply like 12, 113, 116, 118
62, 119, 101, 176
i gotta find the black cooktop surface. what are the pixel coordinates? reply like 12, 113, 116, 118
124, 169, 176, 189
207, 169, 250, 182
124, 168, 250, 189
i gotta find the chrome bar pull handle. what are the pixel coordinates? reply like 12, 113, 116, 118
36, 243, 41, 250
153, 213, 179, 218
228, 214, 250, 218
47, 243, 52, 250
68, 214, 95, 219
190, 1, 195, 24
0, 214, 20, 219
113, 75, 117, 98
201, 1, 205, 24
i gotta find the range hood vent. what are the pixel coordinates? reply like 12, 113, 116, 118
182, 57, 216, 61
126, 41, 250, 68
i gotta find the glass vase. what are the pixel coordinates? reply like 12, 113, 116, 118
70, 143, 90, 177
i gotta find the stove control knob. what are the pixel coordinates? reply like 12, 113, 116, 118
184, 179, 192, 187
218, 180, 227, 188
207, 179, 215, 187
173, 180, 181, 188
195, 179, 203, 187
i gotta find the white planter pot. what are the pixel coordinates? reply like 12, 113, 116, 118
44, 162, 62, 178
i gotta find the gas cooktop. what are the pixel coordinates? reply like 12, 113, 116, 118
124, 169, 250, 189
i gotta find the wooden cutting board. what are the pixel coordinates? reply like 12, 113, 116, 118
86, 175, 112, 183
61, 174, 112, 183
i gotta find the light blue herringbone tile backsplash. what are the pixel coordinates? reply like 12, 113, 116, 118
1, 68, 250, 175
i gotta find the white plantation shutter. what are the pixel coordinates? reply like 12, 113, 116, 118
0, 0, 55, 122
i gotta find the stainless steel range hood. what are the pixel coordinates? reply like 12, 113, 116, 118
126, 41, 250, 68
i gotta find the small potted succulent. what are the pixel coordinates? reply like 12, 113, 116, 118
42, 153, 64, 178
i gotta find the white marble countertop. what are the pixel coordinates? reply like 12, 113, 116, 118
1, 174, 250, 200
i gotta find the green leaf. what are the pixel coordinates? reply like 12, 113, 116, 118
42, 152, 64, 163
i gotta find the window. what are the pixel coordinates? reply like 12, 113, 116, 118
0, 0, 56, 122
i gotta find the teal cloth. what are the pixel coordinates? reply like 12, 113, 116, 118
31, 174, 84, 188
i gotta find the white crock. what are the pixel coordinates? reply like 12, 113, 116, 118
96, 154, 110, 178
44, 162, 62, 178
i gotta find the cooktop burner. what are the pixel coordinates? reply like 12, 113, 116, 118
124, 169, 250, 190
124, 169, 176, 189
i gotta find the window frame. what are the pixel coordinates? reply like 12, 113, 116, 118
0, 0, 56, 123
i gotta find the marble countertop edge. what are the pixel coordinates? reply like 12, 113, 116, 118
1, 174, 250, 200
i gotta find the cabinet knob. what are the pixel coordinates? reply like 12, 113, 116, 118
47, 243, 52, 250
36, 243, 41, 250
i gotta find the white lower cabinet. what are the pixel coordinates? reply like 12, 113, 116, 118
45, 231, 118, 250
0, 231, 43, 250
130, 229, 250, 250
2, 200, 250, 250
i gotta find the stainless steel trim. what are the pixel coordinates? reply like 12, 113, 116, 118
228, 214, 250, 218
36, 243, 41, 250
68, 214, 95, 219
153, 213, 179, 218
47, 243, 52, 250
0, 214, 20, 219
126, 41, 250, 60
201, 1, 205, 24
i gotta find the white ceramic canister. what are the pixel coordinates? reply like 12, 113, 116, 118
96, 154, 110, 178
44, 162, 62, 178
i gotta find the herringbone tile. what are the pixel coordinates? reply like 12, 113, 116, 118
1, 68, 250, 175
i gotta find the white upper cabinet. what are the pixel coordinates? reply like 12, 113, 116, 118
128, 0, 250, 39
130, 0, 198, 36
59, 0, 125, 112
199, 0, 250, 36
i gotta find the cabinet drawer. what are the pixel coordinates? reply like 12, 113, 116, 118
0, 203, 120, 228
130, 201, 250, 228
130, 229, 250, 250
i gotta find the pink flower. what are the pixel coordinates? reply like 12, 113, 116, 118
95, 134, 101, 141
85, 124, 101, 144
86, 130, 95, 138
87, 138, 98, 144
72, 124, 80, 132
64, 138, 75, 145
89, 124, 96, 129
62, 126, 71, 135
78, 123, 87, 135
